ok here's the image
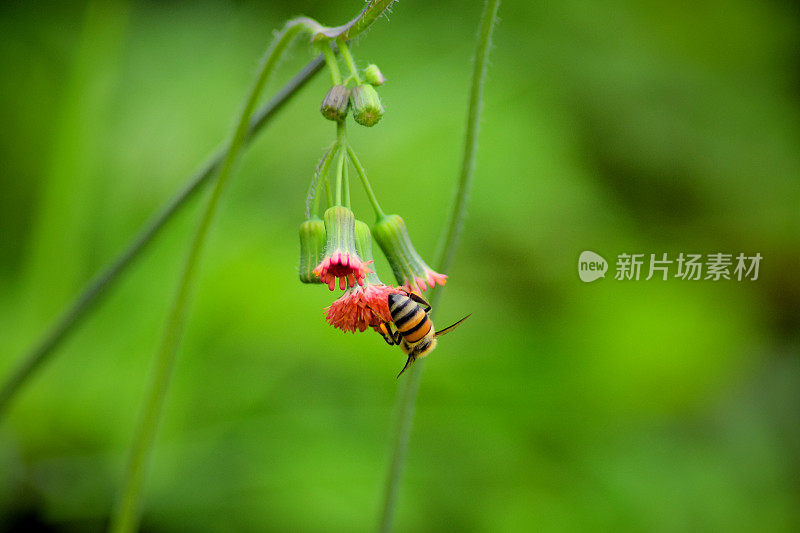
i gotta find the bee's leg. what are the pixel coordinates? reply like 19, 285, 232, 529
379, 322, 397, 346
397, 354, 416, 378
406, 291, 432, 312
391, 328, 403, 345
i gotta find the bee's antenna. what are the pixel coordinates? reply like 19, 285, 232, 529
397, 355, 415, 378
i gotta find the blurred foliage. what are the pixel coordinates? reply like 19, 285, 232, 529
1, 0, 799, 531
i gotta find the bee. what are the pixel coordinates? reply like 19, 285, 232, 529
376, 289, 470, 377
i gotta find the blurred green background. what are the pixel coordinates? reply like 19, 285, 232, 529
1, 0, 799, 531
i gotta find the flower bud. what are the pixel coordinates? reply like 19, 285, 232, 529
298, 217, 326, 284
349, 84, 384, 127
363, 64, 386, 86
320, 85, 350, 122
372, 214, 447, 293
354, 220, 382, 285
313, 206, 373, 290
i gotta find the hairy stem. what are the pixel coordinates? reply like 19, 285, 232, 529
346, 146, 385, 218
377, 1, 501, 531
320, 42, 342, 85
306, 142, 339, 219
317, 0, 396, 41
343, 155, 351, 209
334, 121, 347, 205
339, 42, 362, 83
0, 55, 325, 419
109, 19, 315, 533
325, 172, 333, 207
335, 148, 346, 207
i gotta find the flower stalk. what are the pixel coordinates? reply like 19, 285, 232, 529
319, 42, 342, 85
346, 146, 385, 218
339, 41, 362, 83
307, 142, 339, 219
0, 55, 327, 419
335, 121, 347, 205
377, 1, 501, 531
110, 18, 321, 533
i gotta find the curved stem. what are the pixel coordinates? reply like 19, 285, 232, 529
436, 0, 500, 276
317, 0, 397, 41
307, 142, 339, 219
377, 1, 501, 531
0, 55, 325, 419
109, 19, 314, 533
346, 146, 385, 218
339, 42, 362, 84
319, 42, 342, 85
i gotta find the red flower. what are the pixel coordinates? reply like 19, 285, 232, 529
325, 284, 403, 333
406, 268, 447, 294
313, 251, 374, 291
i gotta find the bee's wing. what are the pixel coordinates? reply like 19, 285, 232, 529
434, 314, 471, 338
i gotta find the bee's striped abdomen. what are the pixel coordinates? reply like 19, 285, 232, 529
389, 293, 432, 343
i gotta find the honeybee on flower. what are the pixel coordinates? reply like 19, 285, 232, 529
297, 46, 466, 376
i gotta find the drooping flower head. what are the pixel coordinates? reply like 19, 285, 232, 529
372, 214, 447, 293
325, 220, 402, 332
298, 216, 326, 284
313, 206, 374, 291
350, 84, 384, 127
320, 85, 350, 122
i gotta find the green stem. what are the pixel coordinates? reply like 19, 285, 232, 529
307, 142, 338, 218
377, 1, 501, 531
319, 42, 342, 85
436, 0, 500, 276
325, 176, 333, 207
338, 41, 362, 83
317, 0, 397, 41
334, 148, 346, 206
0, 55, 326, 419
109, 19, 316, 533
343, 155, 351, 209
334, 121, 347, 205
346, 146, 385, 218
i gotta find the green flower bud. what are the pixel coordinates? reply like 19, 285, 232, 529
372, 214, 447, 293
349, 84, 384, 127
298, 217, 326, 284
363, 64, 386, 86
354, 220, 382, 285
320, 85, 350, 122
